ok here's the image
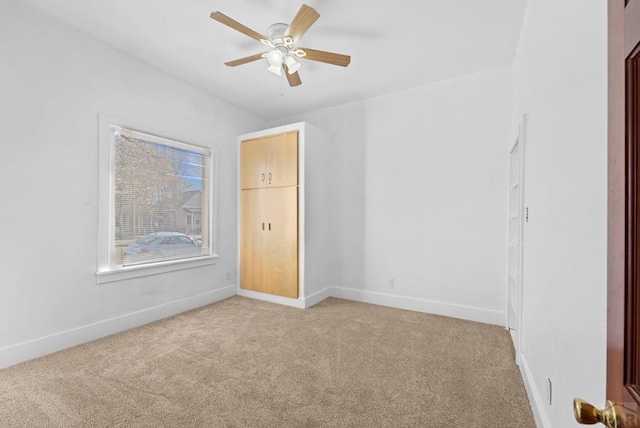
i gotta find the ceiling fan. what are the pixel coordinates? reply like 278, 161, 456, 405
210, 4, 351, 87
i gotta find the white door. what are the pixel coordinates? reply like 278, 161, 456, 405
507, 118, 526, 362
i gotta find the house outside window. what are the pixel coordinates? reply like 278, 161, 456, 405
97, 115, 218, 283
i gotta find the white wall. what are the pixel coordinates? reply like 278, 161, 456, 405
512, 0, 608, 426
269, 66, 513, 325
0, 0, 265, 368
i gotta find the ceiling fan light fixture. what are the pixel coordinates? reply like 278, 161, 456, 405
267, 49, 284, 67
267, 49, 285, 75
284, 55, 301, 74
267, 64, 282, 75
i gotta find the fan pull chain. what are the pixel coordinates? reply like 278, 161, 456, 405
280, 71, 285, 96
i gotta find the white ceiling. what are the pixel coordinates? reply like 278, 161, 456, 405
21, 0, 528, 121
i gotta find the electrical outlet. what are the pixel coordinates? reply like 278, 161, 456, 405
225, 272, 231, 281
545, 378, 552, 405
388, 279, 394, 288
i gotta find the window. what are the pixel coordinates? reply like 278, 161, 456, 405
97, 115, 217, 283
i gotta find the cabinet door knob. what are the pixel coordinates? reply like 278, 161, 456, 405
262, 222, 265, 230
268, 223, 271, 231
268, 172, 272, 182
261, 173, 265, 182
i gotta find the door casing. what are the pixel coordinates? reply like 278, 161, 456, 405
507, 115, 527, 364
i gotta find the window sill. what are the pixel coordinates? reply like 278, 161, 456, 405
96, 254, 218, 284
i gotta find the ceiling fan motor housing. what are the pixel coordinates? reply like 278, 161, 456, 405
267, 23, 294, 50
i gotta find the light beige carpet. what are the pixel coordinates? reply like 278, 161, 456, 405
0, 297, 535, 427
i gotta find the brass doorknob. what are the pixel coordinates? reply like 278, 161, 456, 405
574, 398, 623, 427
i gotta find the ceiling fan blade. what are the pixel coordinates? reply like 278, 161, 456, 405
283, 4, 320, 42
224, 53, 267, 67
210, 12, 267, 42
298, 47, 351, 67
283, 64, 302, 87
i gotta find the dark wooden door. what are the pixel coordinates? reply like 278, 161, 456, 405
575, 1, 640, 426
606, 0, 640, 425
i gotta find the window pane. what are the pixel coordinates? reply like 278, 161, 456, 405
113, 129, 209, 267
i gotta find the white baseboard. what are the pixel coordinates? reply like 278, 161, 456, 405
236, 287, 306, 308
331, 286, 506, 326
236, 286, 333, 309
519, 354, 551, 428
236, 286, 504, 325
0, 285, 236, 369
304, 287, 333, 308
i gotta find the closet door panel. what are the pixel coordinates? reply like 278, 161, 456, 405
240, 138, 267, 190
265, 186, 298, 298
267, 132, 298, 187
240, 189, 267, 292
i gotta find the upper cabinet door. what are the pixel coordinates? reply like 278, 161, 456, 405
267, 132, 298, 187
241, 132, 298, 189
240, 138, 268, 190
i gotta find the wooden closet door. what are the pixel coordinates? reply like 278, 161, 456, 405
240, 189, 267, 292
265, 186, 298, 298
266, 132, 298, 187
240, 138, 267, 190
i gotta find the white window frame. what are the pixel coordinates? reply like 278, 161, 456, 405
96, 114, 218, 284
